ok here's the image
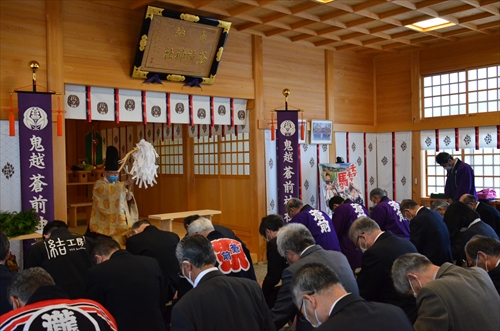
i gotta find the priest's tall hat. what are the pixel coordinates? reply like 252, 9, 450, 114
105, 146, 119, 171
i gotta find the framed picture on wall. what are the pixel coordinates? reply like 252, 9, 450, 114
310, 120, 333, 144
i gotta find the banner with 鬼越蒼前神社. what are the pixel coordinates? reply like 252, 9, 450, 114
276, 110, 299, 222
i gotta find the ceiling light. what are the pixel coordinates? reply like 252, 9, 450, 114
406, 18, 455, 32
314, 0, 335, 3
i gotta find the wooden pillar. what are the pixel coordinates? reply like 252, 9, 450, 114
325, 49, 336, 160
251, 35, 266, 262
411, 51, 422, 201
46, 0, 67, 221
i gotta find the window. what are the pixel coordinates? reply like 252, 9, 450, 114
194, 136, 219, 175
220, 132, 250, 175
155, 138, 183, 175
423, 148, 500, 197
194, 131, 250, 176
423, 64, 500, 118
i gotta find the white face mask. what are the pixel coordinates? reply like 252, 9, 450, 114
180, 262, 194, 287
408, 278, 422, 298
302, 299, 322, 328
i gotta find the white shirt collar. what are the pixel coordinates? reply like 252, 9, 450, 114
495, 259, 500, 268
468, 218, 482, 228
328, 292, 351, 316
300, 245, 314, 256
416, 206, 425, 214
193, 267, 218, 288
373, 231, 385, 244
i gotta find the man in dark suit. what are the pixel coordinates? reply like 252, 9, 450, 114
400, 199, 453, 265
126, 219, 180, 301
259, 214, 288, 309
271, 223, 358, 331
392, 253, 499, 331
461, 194, 500, 237
85, 238, 167, 331
348, 217, 418, 323
2, 267, 118, 331
25, 220, 94, 299
465, 235, 500, 295
183, 214, 245, 245
0, 230, 15, 315
170, 235, 274, 331
289, 263, 413, 331
188, 217, 256, 280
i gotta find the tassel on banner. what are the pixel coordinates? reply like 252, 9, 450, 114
52, 97, 65, 137
5, 93, 18, 136
270, 111, 275, 141
300, 112, 305, 141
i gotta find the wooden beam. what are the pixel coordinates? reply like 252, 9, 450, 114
46, 0, 67, 221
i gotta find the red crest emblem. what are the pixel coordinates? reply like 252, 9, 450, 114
211, 238, 250, 274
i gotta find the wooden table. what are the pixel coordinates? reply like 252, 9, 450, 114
420, 197, 500, 212
148, 209, 222, 232
8, 232, 42, 241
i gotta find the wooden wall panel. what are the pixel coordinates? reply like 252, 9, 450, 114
332, 52, 374, 126
62, 1, 254, 99
219, 177, 255, 253
420, 35, 500, 75
136, 175, 188, 218
216, 32, 253, 81
262, 39, 326, 119
374, 53, 412, 129
0, 0, 47, 120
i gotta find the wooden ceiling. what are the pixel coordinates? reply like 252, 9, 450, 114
115, 0, 500, 54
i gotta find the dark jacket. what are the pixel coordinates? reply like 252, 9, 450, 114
410, 207, 453, 265
85, 250, 167, 331
357, 231, 418, 323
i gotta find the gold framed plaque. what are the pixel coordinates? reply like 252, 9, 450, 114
131, 6, 231, 85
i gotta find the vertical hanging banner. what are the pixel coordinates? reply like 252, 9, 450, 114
17, 91, 54, 226
276, 110, 300, 222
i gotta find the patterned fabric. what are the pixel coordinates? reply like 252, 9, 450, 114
90, 180, 138, 243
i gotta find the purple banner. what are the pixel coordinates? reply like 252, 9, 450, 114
276, 110, 299, 222
17, 92, 55, 226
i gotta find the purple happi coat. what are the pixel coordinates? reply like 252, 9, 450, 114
371, 197, 410, 240
290, 204, 341, 252
332, 201, 370, 269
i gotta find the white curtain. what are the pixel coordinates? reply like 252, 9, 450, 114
394, 132, 412, 202
376, 132, 394, 199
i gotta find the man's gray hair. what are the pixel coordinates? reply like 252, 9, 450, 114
286, 198, 304, 214
430, 199, 449, 212
391, 253, 432, 295
187, 217, 214, 236
276, 223, 315, 257
7, 267, 55, 305
348, 217, 380, 242
176, 234, 216, 268
290, 262, 342, 307
461, 194, 477, 205
465, 235, 500, 259
369, 188, 386, 199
